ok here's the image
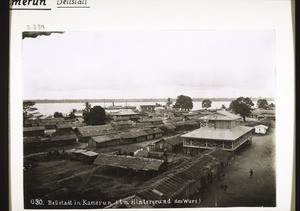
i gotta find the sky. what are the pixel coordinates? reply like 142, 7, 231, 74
23, 30, 276, 100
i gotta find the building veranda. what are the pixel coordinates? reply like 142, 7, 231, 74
181, 110, 254, 155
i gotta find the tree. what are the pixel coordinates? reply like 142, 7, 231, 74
53, 111, 64, 118
68, 109, 77, 119
165, 98, 173, 108
83, 102, 92, 120
202, 99, 212, 109
84, 102, 92, 113
257, 99, 269, 109
173, 95, 193, 111
84, 106, 106, 125
23, 101, 37, 125
269, 102, 275, 108
229, 97, 254, 121
221, 104, 227, 109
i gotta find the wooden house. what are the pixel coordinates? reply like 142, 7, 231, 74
181, 110, 253, 155
69, 149, 98, 164
140, 105, 156, 113
88, 134, 121, 148
135, 122, 154, 128
251, 109, 276, 121
94, 153, 165, 177
144, 128, 163, 140
49, 133, 78, 146
74, 125, 115, 142
110, 110, 141, 122
135, 152, 221, 207
55, 123, 74, 133
254, 124, 269, 134
139, 117, 164, 125
110, 120, 134, 130
174, 120, 200, 131
119, 130, 148, 144
154, 135, 183, 153
26, 118, 65, 129
23, 126, 46, 137
258, 110, 276, 121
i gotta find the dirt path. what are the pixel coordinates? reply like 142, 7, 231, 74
192, 128, 276, 207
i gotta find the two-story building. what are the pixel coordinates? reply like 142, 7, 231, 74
181, 110, 253, 155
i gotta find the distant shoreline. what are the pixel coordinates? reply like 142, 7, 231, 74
24, 98, 274, 104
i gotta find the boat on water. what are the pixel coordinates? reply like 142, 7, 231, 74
104, 102, 136, 111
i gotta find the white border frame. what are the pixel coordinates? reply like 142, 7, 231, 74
10, 1, 294, 211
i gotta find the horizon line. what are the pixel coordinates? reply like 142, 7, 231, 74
24, 97, 275, 101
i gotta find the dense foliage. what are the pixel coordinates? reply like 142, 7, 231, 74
84, 105, 106, 125
229, 97, 254, 121
23, 101, 37, 125
174, 95, 193, 111
257, 99, 269, 109
54, 112, 64, 118
165, 98, 173, 108
68, 109, 77, 119
202, 99, 212, 109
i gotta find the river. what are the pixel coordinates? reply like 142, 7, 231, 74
33, 101, 267, 116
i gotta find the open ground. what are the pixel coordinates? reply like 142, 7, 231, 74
188, 127, 276, 207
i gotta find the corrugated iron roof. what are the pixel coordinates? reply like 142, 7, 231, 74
113, 110, 140, 116
175, 121, 199, 126
200, 110, 242, 121
81, 151, 99, 157
164, 123, 176, 130
50, 133, 77, 141
110, 121, 134, 127
76, 125, 113, 132
144, 128, 163, 135
94, 153, 164, 171
163, 135, 182, 146
56, 122, 86, 129
137, 153, 219, 200
185, 115, 203, 121
23, 136, 43, 143
119, 131, 147, 139
205, 148, 230, 160
166, 117, 184, 122
252, 109, 275, 116
254, 124, 269, 129
69, 149, 98, 157
217, 110, 241, 119
70, 148, 87, 154
56, 123, 74, 129
90, 133, 122, 143
82, 130, 118, 138
23, 126, 46, 132
90, 135, 115, 143
181, 126, 253, 141
139, 117, 164, 123
106, 133, 122, 140
135, 122, 154, 128
27, 118, 65, 124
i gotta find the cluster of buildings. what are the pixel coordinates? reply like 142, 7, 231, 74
22, 106, 210, 150
24, 104, 275, 207
23, 104, 274, 155
106, 148, 232, 208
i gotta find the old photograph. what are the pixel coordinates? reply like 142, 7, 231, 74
23, 30, 276, 209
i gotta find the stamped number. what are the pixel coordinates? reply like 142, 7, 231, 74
30, 199, 44, 205
27, 24, 45, 30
